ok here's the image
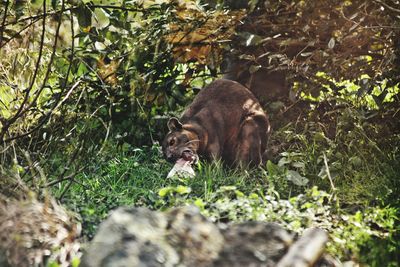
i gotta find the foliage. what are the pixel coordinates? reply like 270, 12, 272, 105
167, 185, 399, 265
46, 142, 399, 265
49, 143, 169, 238
268, 106, 400, 205
214, 0, 400, 98
0, 0, 234, 208
0, 0, 243, 149
0, 1, 400, 266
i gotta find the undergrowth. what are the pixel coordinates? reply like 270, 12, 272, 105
49, 137, 400, 266
2, 100, 397, 266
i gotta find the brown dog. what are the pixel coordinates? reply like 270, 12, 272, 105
162, 79, 270, 167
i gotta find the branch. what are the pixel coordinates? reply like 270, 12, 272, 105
3, 4, 159, 27
0, 1, 47, 142
374, 0, 400, 14
44, 167, 85, 187
2, 81, 81, 143
1, 0, 72, 143
0, 17, 41, 49
276, 228, 328, 267
0, 0, 10, 47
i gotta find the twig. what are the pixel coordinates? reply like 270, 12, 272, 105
23, 0, 66, 114
45, 167, 85, 187
0, 0, 10, 48
374, 0, 400, 14
0, 1, 47, 142
136, 98, 154, 144
55, 80, 82, 109
57, 142, 85, 201
2, 4, 78, 144
0, 17, 41, 48
323, 152, 336, 191
276, 228, 328, 267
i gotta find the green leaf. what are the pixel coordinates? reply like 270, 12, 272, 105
51, 0, 59, 9
71, 257, 81, 267
76, 4, 92, 28
292, 162, 305, 169
286, 170, 308, 186
318, 166, 327, 179
158, 187, 172, 197
194, 198, 205, 210
278, 157, 291, 167
266, 160, 279, 176
235, 190, 245, 198
47, 261, 60, 267
93, 8, 110, 29
76, 63, 88, 77
219, 186, 237, 192
175, 185, 191, 195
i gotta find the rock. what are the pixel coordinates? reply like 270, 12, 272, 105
81, 207, 179, 267
213, 222, 293, 267
0, 195, 81, 267
81, 206, 224, 267
82, 206, 337, 267
166, 206, 224, 266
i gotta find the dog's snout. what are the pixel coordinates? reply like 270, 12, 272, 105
165, 151, 175, 162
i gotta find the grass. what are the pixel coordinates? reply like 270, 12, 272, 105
50, 145, 169, 238
45, 137, 400, 266
50, 145, 276, 238
23, 107, 399, 266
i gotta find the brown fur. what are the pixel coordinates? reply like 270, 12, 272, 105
162, 79, 270, 167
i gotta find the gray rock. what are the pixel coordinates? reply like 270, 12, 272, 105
213, 222, 293, 267
0, 197, 81, 267
166, 206, 224, 266
82, 206, 336, 267
81, 207, 179, 267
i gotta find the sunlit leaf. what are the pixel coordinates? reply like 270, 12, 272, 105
286, 170, 308, 186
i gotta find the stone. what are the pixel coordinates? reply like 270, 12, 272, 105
213, 222, 293, 267
81, 207, 179, 267
0, 196, 81, 267
82, 206, 337, 267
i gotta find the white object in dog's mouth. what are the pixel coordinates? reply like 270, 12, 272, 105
167, 158, 195, 178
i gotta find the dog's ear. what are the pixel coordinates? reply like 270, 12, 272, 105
167, 117, 183, 131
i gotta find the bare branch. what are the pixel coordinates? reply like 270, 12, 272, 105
0, 0, 10, 47
374, 0, 400, 14
0, 0, 47, 142
276, 228, 329, 267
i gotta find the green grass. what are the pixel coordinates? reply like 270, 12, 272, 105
46, 104, 400, 265
50, 145, 276, 238
46, 140, 400, 266
50, 145, 169, 238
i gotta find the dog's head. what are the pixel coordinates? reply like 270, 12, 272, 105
162, 117, 199, 163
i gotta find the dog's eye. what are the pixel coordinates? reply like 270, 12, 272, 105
169, 139, 175, 146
